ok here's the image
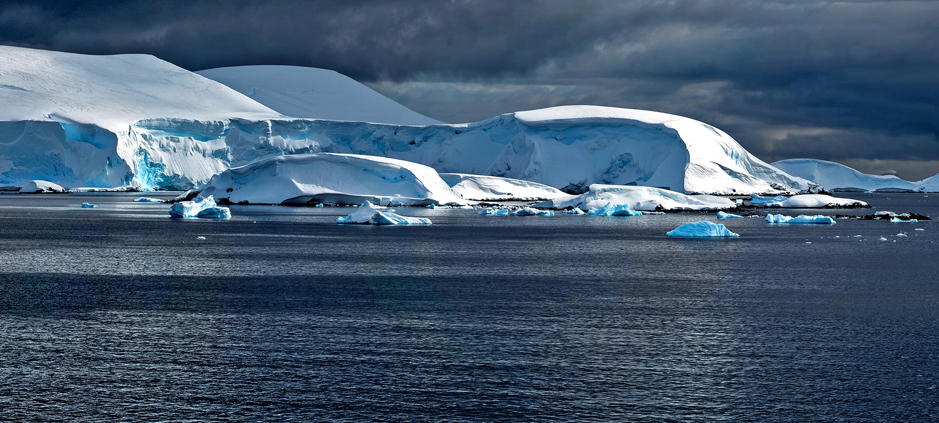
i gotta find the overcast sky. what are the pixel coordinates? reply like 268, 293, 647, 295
2, 0, 937, 179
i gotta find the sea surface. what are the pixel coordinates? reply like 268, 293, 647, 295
0, 192, 937, 422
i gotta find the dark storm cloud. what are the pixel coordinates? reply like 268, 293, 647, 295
2, 0, 938, 178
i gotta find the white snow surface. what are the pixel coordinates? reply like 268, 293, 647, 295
0, 47, 814, 195
439, 173, 566, 201
772, 159, 920, 192
667, 221, 739, 238
197, 66, 441, 125
18, 180, 66, 193
337, 201, 431, 225
750, 194, 867, 208
765, 214, 836, 224
197, 153, 464, 206
536, 184, 736, 211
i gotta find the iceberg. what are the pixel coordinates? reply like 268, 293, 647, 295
337, 201, 431, 225
566, 208, 585, 215
891, 217, 918, 223
765, 214, 836, 224
81, 203, 97, 208
18, 180, 67, 193
169, 195, 231, 219
587, 203, 643, 216
750, 194, 867, 208
667, 221, 740, 238
134, 197, 164, 202
478, 207, 510, 216
197, 153, 465, 206
439, 173, 567, 201
717, 211, 743, 219
511, 207, 554, 216
538, 184, 736, 211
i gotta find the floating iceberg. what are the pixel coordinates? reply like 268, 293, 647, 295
134, 197, 164, 202
566, 208, 585, 215
916, 228, 925, 231
891, 217, 918, 223
717, 211, 743, 219
439, 173, 567, 202
587, 203, 643, 216
897, 233, 907, 237
765, 214, 836, 224
750, 194, 867, 208
337, 201, 431, 225
667, 221, 739, 238
478, 207, 509, 216
197, 153, 464, 206
81, 203, 97, 208
18, 180, 67, 193
169, 195, 231, 219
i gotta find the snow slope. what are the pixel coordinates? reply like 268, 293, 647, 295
535, 184, 736, 211
0, 47, 815, 195
439, 173, 566, 201
196, 153, 464, 206
197, 66, 441, 125
772, 159, 919, 192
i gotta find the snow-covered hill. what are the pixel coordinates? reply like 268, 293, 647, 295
772, 159, 920, 192
197, 66, 441, 125
439, 173, 566, 201
0, 47, 815, 194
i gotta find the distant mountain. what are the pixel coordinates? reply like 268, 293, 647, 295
197, 66, 441, 126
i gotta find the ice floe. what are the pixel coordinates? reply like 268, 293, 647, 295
134, 197, 164, 202
765, 214, 836, 224
81, 203, 97, 208
717, 211, 743, 219
587, 203, 643, 216
169, 195, 231, 219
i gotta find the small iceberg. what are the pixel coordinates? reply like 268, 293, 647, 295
587, 203, 642, 216
134, 197, 164, 202
880, 237, 888, 241
915, 228, 925, 231
565, 208, 585, 215
750, 195, 787, 206
81, 203, 97, 208
337, 201, 431, 225
667, 221, 739, 238
478, 207, 509, 216
897, 233, 907, 237
511, 207, 554, 216
766, 214, 836, 224
891, 217, 918, 223
169, 195, 231, 219
717, 211, 742, 219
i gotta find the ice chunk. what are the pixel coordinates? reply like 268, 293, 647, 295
880, 237, 888, 241
587, 203, 642, 216
337, 201, 431, 225
891, 217, 918, 223
915, 228, 925, 231
765, 214, 836, 224
170, 195, 231, 219
750, 194, 786, 206
478, 207, 510, 216
717, 211, 742, 219
667, 221, 739, 238
81, 203, 97, 208
897, 233, 907, 237
18, 180, 67, 193
134, 197, 163, 202
751, 194, 866, 208
511, 207, 554, 216
565, 208, 585, 215
196, 236, 206, 240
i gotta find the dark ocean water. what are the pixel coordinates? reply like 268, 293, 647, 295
0, 192, 937, 421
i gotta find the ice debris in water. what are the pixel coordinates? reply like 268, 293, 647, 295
197, 236, 206, 240
337, 201, 431, 225
478, 207, 509, 216
766, 214, 835, 224
915, 228, 925, 231
750, 195, 787, 206
511, 207, 553, 216
81, 203, 97, 208
717, 211, 742, 219
880, 237, 888, 241
169, 195, 231, 219
587, 203, 642, 216
134, 197, 163, 202
891, 216, 918, 223
897, 233, 907, 237
566, 208, 585, 215
667, 221, 739, 238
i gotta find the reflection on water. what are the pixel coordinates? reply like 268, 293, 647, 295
0, 192, 937, 421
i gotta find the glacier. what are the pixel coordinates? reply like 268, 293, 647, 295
537, 184, 736, 211
666, 221, 739, 238
773, 159, 939, 193
197, 66, 441, 126
337, 201, 432, 225
0, 47, 818, 195
196, 153, 465, 206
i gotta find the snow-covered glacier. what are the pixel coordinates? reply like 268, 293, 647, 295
0, 46, 816, 195
772, 159, 920, 192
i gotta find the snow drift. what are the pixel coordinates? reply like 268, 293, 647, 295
196, 153, 464, 206
197, 66, 441, 125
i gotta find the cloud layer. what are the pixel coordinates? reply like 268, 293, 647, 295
2, 0, 937, 179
